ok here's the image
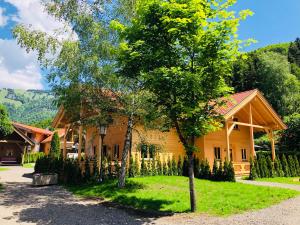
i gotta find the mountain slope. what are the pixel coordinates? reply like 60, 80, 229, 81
0, 88, 57, 125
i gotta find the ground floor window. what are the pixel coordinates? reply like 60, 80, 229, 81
214, 147, 221, 160
241, 148, 247, 161
141, 144, 156, 159
103, 145, 108, 157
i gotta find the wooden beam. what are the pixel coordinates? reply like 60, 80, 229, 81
225, 122, 230, 160
264, 128, 276, 161
227, 123, 236, 135
228, 121, 269, 129
249, 104, 255, 158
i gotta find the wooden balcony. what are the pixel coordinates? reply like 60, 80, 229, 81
233, 161, 250, 177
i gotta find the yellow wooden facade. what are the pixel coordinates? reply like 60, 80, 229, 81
52, 89, 286, 176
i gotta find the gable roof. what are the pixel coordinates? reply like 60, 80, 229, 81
217, 89, 287, 130
11, 127, 35, 146
13, 122, 53, 136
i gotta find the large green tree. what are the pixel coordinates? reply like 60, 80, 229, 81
232, 51, 300, 116
118, 0, 251, 211
0, 104, 13, 137
279, 113, 300, 152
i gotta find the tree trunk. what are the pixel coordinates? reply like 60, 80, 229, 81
118, 113, 134, 188
188, 152, 196, 212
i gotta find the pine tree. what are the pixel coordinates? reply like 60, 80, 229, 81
223, 160, 229, 181
141, 157, 146, 176
194, 157, 200, 178
274, 157, 284, 177
128, 155, 135, 177
163, 161, 168, 176
203, 159, 211, 180
50, 131, 61, 158
212, 159, 218, 181
255, 158, 261, 178
288, 155, 296, 177
227, 160, 235, 182
266, 156, 275, 178
249, 157, 257, 180
135, 153, 140, 176
171, 156, 177, 176
281, 154, 291, 177
177, 155, 183, 176
294, 155, 300, 176
151, 158, 157, 176
182, 156, 189, 177
259, 155, 269, 178
157, 155, 163, 175
167, 157, 172, 176
114, 158, 120, 177
217, 160, 223, 181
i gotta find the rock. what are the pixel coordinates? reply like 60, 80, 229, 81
32, 173, 58, 186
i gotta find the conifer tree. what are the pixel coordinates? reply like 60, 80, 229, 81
163, 161, 168, 176
157, 155, 163, 175
249, 158, 257, 180
152, 158, 157, 176
203, 159, 211, 180
141, 157, 146, 176
294, 155, 300, 176
255, 158, 261, 178
266, 156, 275, 178
259, 155, 269, 178
50, 132, 61, 158
128, 155, 136, 177
177, 156, 183, 176
217, 160, 223, 181
135, 153, 140, 176
194, 157, 200, 178
212, 159, 218, 181
115, 158, 121, 177
281, 154, 291, 177
227, 161, 235, 182
171, 156, 177, 176
288, 155, 296, 177
274, 157, 284, 177
167, 157, 172, 176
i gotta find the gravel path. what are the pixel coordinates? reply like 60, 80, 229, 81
1, 166, 300, 225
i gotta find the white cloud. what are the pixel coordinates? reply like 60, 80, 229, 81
0, 0, 76, 90
0, 7, 8, 27
5, 0, 75, 40
0, 39, 43, 90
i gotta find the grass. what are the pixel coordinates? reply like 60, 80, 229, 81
0, 167, 9, 172
22, 163, 35, 168
257, 177, 300, 185
66, 176, 299, 216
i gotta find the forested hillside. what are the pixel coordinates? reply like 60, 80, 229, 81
0, 88, 57, 126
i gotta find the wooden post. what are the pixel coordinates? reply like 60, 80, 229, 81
225, 121, 230, 160
78, 125, 83, 161
249, 104, 255, 158
270, 130, 276, 161
63, 125, 68, 159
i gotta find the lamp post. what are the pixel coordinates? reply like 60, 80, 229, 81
99, 124, 107, 182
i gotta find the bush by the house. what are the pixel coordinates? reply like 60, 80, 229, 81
249, 158, 257, 180
23, 152, 44, 164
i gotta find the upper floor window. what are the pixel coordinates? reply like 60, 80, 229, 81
241, 148, 247, 161
214, 147, 221, 160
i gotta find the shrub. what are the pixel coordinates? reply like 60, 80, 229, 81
194, 157, 200, 178
62, 159, 82, 184
163, 161, 168, 175
281, 154, 290, 177
135, 153, 140, 176
255, 158, 261, 178
114, 158, 120, 177
227, 161, 235, 182
249, 158, 257, 180
151, 158, 157, 176
216, 160, 223, 181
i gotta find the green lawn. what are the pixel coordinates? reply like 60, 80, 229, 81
257, 177, 300, 185
23, 163, 35, 168
0, 167, 9, 171
67, 176, 299, 216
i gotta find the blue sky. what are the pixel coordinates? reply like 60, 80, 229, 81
0, 0, 300, 90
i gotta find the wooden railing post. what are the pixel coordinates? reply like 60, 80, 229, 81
249, 104, 255, 158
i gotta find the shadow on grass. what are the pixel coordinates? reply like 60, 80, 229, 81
67, 179, 176, 215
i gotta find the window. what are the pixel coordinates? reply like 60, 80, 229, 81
114, 144, 120, 159
214, 147, 221, 160
230, 149, 233, 161
141, 144, 148, 158
241, 149, 247, 161
149, 145, 156, 159
233, 118, 239, 130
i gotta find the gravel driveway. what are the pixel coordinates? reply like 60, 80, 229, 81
1, 166, 300, 225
